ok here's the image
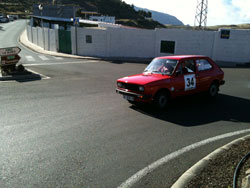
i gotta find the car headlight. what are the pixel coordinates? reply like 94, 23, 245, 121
139, 86, 144, 91
117, 82, 123, 88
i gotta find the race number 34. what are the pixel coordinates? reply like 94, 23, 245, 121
184, 74, 196, 91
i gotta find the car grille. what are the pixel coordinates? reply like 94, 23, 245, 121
123, 83, 139, 91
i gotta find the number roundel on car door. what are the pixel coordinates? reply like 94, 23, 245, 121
184, 74, 196, 91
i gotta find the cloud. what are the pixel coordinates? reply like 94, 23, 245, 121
208, 0, 250, 25
123, 0, 250, 26
231, 0, 250, 22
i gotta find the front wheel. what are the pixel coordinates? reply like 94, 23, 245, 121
154, 91, 169, 109
208, 82, 219, 97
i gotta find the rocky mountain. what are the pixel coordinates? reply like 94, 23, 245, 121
134, 6, 184, 26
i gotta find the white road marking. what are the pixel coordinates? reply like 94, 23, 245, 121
24, 61, 97, 66
26, 56, 35, 62
38, 55, 49, 61
26, 68, 50, 79
117, 129, 250, 188
53, 56, 63, 60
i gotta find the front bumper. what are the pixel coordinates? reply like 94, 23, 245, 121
116, 89, 152, 100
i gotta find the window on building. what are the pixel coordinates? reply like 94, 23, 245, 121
86, 35, 92, 43
197, 59, 212, 71
160, 41, 175, 54
221, 30, 230, 39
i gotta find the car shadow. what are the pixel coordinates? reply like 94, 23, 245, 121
130, 94, 250, 126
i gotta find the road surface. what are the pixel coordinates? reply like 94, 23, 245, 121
1, 20, 250, 188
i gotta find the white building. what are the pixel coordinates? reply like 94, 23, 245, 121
89, 16, 115, 24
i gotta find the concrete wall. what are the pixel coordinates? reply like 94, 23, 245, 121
72, 27, 107, 57
37, 27, 44, 49
49, 28, 58, 52
213, 29, 250, 63
44, 28, 49, 51
155, 29, 215, 57
71, 27, 250, 63
28, 25, 250, 63
108, 28, 155, 58
32, 27, 38, 46
27, 26, 58, 52
72, 27, 155, 58
27, 25, 32, 43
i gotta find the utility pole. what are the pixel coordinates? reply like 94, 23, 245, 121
194, 0, 208, 29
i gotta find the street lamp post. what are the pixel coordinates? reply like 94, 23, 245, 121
38, 4, 45, 49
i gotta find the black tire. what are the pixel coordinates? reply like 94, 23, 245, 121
208, 82, 219, 97
154, 91, 169, 109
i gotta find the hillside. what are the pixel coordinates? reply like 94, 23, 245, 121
0, 0, 166, 29
134, 6, 184, 26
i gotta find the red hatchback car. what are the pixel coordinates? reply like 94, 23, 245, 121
116, 55, 225, 108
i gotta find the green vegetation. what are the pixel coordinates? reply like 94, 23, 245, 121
0, 0, 163, 29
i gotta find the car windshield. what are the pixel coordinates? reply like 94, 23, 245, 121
144, 58, 178, 75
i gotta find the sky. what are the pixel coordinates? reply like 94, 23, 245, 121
122, 0, 250, 26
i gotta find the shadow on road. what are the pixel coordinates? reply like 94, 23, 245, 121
0, 26, 4, 31
130, 94, 250, 126
0, 70, 42, 83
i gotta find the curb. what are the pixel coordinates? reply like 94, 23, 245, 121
171, 134, 250, 188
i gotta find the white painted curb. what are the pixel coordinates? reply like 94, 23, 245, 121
171, 134, 250, 188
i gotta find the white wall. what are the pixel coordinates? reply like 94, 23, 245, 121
44, 28, 49, 51
27, 25, 32, 43
32, 27, 38, 46
108, 28, 155, 58
28, 25, 250, 63
27, 26, 58, 52
72, 27, 107, 57
155, 29, 215, 57
37, 27, 44, 49
72, 27, 250, 63
49, 29, 58, 52
213, 29, 250, 62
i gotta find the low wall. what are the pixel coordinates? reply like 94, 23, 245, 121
26, 25, 58, 52
71, 26, 250, 63
27, 25, 250, 64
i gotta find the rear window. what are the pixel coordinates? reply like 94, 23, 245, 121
197, 59, 212, 71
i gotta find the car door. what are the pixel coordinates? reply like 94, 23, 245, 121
195, 58, 214, 92
172, 59, 197, 96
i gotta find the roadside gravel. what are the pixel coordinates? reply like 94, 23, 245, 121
185, 139, 250, 188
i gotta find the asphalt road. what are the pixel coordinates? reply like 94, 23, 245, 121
1, 20, 250, 188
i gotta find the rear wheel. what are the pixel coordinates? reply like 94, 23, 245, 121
208, 82, 219, 97
154, 91, 169, 109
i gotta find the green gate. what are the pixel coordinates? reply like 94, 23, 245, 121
58, 30, 72, 54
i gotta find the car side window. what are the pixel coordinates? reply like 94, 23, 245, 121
184, 60, 195, 73
176, 61, 193, 75
197, 59, 212, 71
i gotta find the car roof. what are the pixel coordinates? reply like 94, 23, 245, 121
156, 55, 208, 60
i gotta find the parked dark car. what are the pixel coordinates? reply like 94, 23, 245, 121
0, 16, 9, 23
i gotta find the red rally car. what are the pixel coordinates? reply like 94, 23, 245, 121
116, 55, 225, 109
